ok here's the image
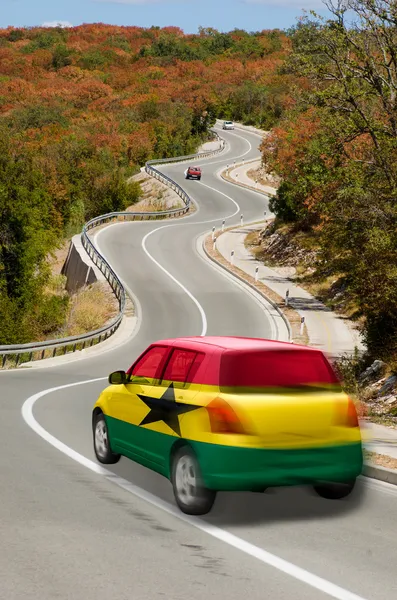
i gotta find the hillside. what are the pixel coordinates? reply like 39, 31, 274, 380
258, 3, 397, 368
0, 24, 293, 345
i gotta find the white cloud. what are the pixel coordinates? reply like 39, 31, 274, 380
243, 0, 325, 7
42, 21, 73, 28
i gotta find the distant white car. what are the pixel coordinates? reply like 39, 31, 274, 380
222, 121, 234, 130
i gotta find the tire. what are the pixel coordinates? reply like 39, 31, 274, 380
93, 412, 121, 465
198, 177, 201, 181
313, 478, 356, 500
171, 446, 216, 515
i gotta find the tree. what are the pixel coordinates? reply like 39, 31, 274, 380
268, 0, 397, 359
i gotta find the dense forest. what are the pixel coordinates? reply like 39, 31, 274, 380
262, 0, 397, 364
0, 24, 292, 344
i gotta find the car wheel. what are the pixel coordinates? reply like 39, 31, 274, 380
198, 177, 201, 181
313, 479, 356, 500
93, 412, 121, 464
171, 446, 216, 515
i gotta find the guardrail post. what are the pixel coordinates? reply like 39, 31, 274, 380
300, 316, 305, 336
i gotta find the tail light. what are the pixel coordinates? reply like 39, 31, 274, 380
207, 398, 246, 434
335, 397, 359, 428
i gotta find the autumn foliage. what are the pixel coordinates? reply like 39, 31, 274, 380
0, 24, 291, 345
267, 3, 397, 362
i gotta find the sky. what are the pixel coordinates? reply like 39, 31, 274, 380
0, 0, 333, 34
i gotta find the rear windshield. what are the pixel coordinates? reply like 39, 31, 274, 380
190, 166, 201, 170
219, 349, 340, 390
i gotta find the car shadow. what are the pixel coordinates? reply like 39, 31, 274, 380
203, 482, 368, 527
109, 459, 368, 527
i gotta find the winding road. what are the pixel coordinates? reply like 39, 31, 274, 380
1, 125, 396, 600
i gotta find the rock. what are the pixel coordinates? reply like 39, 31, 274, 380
359, 360, 387, 382
384, 395, 397, 406
379, 375, 397, 396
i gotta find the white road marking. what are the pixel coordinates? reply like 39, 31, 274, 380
141, 225, 208, 336
22, 378, 369, 600
93, 229, 143, 330
195, 233, 283, 342
140, 179, 248, 336
161, 131, 254, 170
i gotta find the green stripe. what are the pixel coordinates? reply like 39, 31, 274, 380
192, 440, 363, 491
106, 415, 175, 477
106, 416, 363, 491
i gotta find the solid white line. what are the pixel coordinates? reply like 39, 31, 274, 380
22, 378, 368, 600
162, 132, 254, 170
195, 233, 284, 342
141, 226, 208, 336
140, 180, 247, 335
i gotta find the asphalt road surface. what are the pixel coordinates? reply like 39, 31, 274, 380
1, 125, 396, 600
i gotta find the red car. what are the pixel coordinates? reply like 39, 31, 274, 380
186, 166, 201, 180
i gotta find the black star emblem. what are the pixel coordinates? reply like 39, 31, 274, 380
137, 383, 199, 437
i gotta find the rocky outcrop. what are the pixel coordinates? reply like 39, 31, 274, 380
359, 360, 397, 418
258, 224, 319, 271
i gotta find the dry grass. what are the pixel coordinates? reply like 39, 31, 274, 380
47, 240, 72, 276
128, 170, 196, 215
364, 449, 397, 470
246, 166, 280, 188
204, 231, 309, 345
63, 281, 119, 337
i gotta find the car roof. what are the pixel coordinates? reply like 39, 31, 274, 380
152, 336, 320, 354
189, 166, 201, 169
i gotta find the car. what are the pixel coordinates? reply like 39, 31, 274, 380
186, 166, 201, 180
222, 121, 234, 130
92, 336, 363, 516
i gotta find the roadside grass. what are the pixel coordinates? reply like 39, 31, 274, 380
246, 166, 281, 189
128, 171, 196, 215
62, 282, 119, 337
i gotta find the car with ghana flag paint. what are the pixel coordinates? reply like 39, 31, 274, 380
92, 336, 363, 516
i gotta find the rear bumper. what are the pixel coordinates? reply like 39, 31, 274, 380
191, 441, 363, 491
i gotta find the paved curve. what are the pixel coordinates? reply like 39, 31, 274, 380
1, 127, 396, 600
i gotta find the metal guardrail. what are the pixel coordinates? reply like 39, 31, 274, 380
0, 130, 226, 369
